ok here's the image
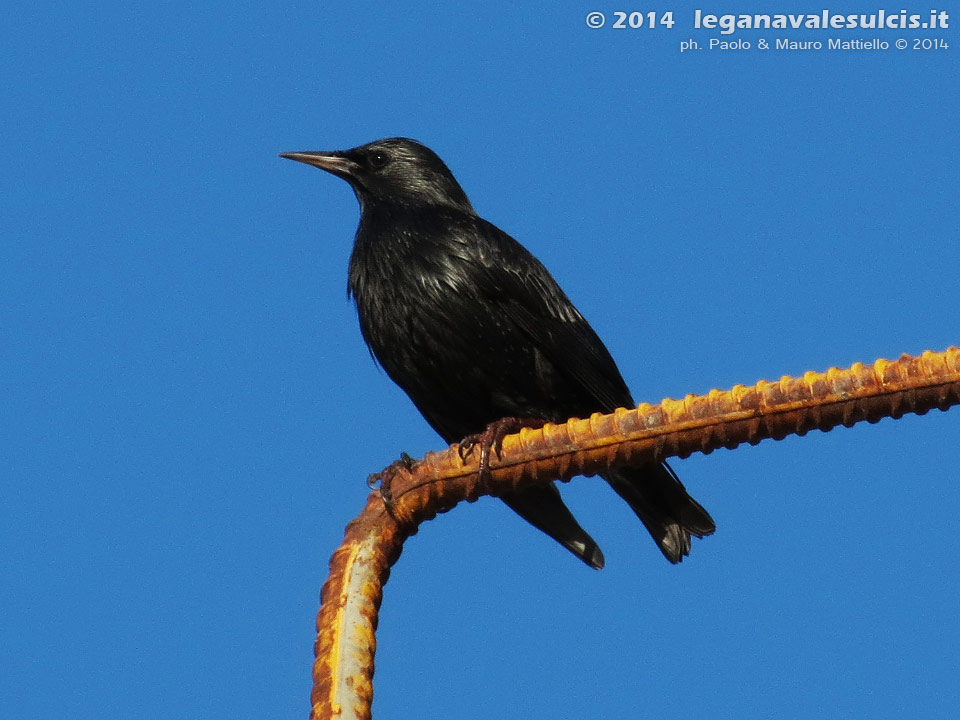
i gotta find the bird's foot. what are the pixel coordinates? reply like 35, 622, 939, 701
457, 417, 546, 491
367, 452, 416, 511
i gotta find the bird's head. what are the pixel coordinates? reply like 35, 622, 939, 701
280, 138, 473, 213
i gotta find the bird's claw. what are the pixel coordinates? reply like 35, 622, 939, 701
457, 417, 546, 491
368, 452, 417, 512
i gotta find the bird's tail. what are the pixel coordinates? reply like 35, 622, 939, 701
500, 484, 605, 569
604, 462, 716, 563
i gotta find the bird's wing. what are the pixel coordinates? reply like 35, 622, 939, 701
471, 217, 635, 416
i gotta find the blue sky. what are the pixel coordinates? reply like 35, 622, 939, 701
2, 2, 958, 718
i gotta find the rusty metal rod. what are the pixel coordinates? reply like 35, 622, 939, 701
310, 346, 960, 720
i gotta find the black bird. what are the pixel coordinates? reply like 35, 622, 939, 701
281, 138, 715, 569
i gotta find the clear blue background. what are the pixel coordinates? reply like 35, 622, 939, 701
3, 2, 958, 718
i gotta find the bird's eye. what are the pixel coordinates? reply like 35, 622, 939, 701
368, 151, 389, 169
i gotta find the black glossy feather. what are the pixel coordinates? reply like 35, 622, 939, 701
282, 137, 715, 567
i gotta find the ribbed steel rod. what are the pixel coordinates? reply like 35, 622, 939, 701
310, 347, 960, 720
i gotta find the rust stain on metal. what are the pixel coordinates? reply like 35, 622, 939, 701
309, 347, 960, 719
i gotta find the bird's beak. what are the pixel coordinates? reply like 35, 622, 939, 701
279, 151, 357, 179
